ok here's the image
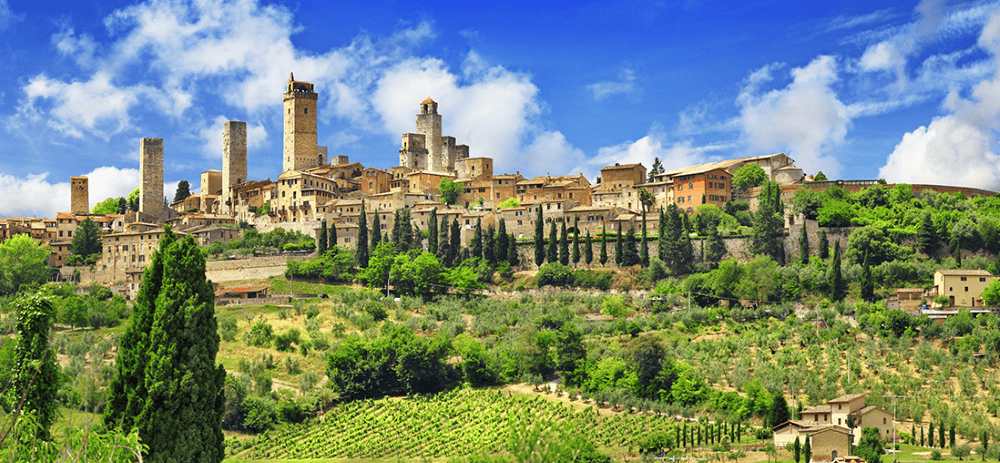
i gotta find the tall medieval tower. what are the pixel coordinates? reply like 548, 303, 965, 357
223, 120, 247, 213
416, 98, 443, 172
139, 138, 164, 223
70, 176, 88, 215
282, 73, 318, 173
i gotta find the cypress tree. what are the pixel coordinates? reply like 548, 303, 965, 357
559, 220, 569, 266
484, 223, 496, 264
799, 222, 809, 264
658, 207, 667, 262
547, 220, 558, 264
449, 218, 460, 265
623, 224, 639, 266
615, 220, 623, 266
401, 208, 414, 251
472, 218, 483, 259
318, 220, 328, 254
829, 239, 846, 301
803, 435, 811, 463
438, 215, 450, 264
496, 219, 508, 264
507, 233, 520, 267
939, 419, 946, 448
329, 222, 338, 248
372, 211, 382, 247
105, 227, 225, 463
640, 211, 649, 267
929, 422, 934, 448
918, 210, 937, 254
356, 201, 369, 268
585, 229, 593, 265
389, 210, 400, 246
428, 207, 438, 255
534, 205, 545, 266
950, 422, 956, 449
817, 230, 829, 259
921, 426, 924, 447
861, 250, 874, 301
600, 222, 609, 265
953, 237, 963, 267
706, 226, 726, 262
572, 217, 581, 265
7, 292, 59, 441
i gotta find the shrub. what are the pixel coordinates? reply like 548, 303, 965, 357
364, 301, 388, 322
245, 321, 274, 347
537, 263, 573, 287
572, 269, 613, 290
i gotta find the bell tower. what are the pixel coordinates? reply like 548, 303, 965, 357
282, 73, 318, 173
415, 97, 442, 172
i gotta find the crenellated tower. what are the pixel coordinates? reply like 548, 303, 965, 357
282, 73, 318, 173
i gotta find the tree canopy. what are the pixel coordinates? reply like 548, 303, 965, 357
0, 234, 51, 296
732, 164, 767, 190
438, 178, 464, 205
173, 180, 192, 203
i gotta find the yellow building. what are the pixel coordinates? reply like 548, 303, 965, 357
934, 269, 993, 307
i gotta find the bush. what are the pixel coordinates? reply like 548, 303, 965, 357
245, 321, 274, 347
364, 301, 388, 322
930, 450, 942, 461
572, 269, 613, 290
537, 263, 573, 287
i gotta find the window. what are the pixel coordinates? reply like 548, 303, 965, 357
688, 182, 693, 189
965, 287, 969, 292
961, 276, 967, 281
981, 277, 987, 282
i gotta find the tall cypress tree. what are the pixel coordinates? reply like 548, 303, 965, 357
817, 230, 829, 259
622, 224, 639, 266
918, 210, 937, 254
496, 219, 508, 264
559, 220, 569, 266
428, 207, 438, 255
400, 208, 414, 251
534, 205, 545, 266
929, 422, 935, 448
372, 211, 382, 248
640, 211, 649, 267
318, 220, 328, 254
472, 218, 483, 259
105, 227, 225, 463
572, 217, 581, 265
861, 250, 874, 301
658, 207, 667, 262
329, 222, 338, 249
356, 201, 369, 268
507, 232, 520, 267
829, 239, 846, 301
547, 220, 558, 264
449, 218, 460, 265
7, 292, 59, 441
484, 223, 496, 264
803, 435, 811, 463
799, 222, 809, 264
614, 220, 624, 266
390, 210, 401, 248
438, 215, 450, 264
599, 223, 609, 265
585, 229, 593, 265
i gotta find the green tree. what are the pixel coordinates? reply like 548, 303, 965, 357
439, 178, 464, 205
357, 201, 369, 268
0, 234, 51, 296
649, 157, 664, 182
173, 180, 191, 203
658, 207, 667, 262
861, 250, 875, 301
534, 206, 545, 266
732, 164, 767, 190
318, 220, 328, 254
599, 223, 609, 265
69, 217, 102, 264
939, 420, 945, 448
449, 218, 460, 267
572, 217, 581, 265
751, 182, 785, 263
559, 220, 569, 266
358, 242, 398, 292
427, 207, 438, 256
799, 222, 810, 264
794, 436, 801, 463
622, 224, 640, 267
547, 220, 558, 264
118, 196, 128, 214
5, 292, 60, 441
484, 223, 496, 265
817, 230, 829, 259
614, 221, 624, 266
498, 197, 520, 209
104, 227, 226, 463
329, 222, 338, 248
768, 394, 790, 428
856, 427, 883, 463
828, 239, 846, 301
950, 422, 956, 449
507, 232, 520, 267
495, 218, 507, 265
91, 196, 121, 215
917, 211, 938, 254
706, 226, 726, 262
803, 435, 811, 463
982, 279, 1000, 305
585, 229, 593, 265
472, 218, 483, 259
640, 211, 649, 267
814, 171, 828, 181
929, 422, 935, 448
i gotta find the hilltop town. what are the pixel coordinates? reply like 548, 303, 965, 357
1, 72, 994, 290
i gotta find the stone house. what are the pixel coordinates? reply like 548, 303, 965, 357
791, 393, 895, 444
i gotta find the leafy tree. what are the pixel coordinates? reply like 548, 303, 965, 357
952, 445, 971, 461
813, 171, 828, 181
393, 251, 442, 299
127, 187, 140, 212
733, 164, 767, 190
534, 206, 545, 266
445, 265, 486, 297
828, 239, 846, 301
791, 188, 824, 220
357, 200, 369, 268
173, 180, 191, 203
846, 225, 913, 265
105, 227, 226, 463
547, 220, 558, 264
438, 178, 464, 205
358, 242, 398, 292
498, 197, 520, 209
559, 220, 569, 266
318, 220, 328, 254
585, 229, 594, 265
599, 223, 609, 265
427, 207, 438, 255
0, 234, 51, 296
69, 217, 102, 264
91, 196, 120, 215
4, 292, 59, 441
817, 231, 829, 259
856, 427, 883, 463
799, 222, 809, 264
983, 279, 1000, 306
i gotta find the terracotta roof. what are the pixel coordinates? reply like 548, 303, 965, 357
828, 393, 866, 404
936, 269, 991, 276
601, 163, 645, 171
421, 97, 436, 104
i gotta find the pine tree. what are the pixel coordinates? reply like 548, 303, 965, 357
318, 220, 328, 254
640, 211, 649, 267
70, 217, 102, 263
484, 223, 496, 264
861, 249, 874, 301
357, 201, 369, 268
799, 222, 809, 264
449, 218, 460, 265
6, 292, 59, 441
534, 206, 545, 266
572, 217, 581, 265
614, 220, 623, 266
547, 220, 558, 264
428, 207, 438, 255
173, 179, 191, 203
472, 218, 483, 259
585, 230, 593, 265
559, 220, 569, 266
105, 227, 225, 463
829, 239, 846, 301
817, 230, 829, 259
372, 211, 382, 248
329, 222, 338, 248
751, 182, 785, 263
600, 222, 609, 265
507, 233, 520, 267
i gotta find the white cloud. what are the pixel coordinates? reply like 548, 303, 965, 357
878, 11, 1000, 191
196, 116, 268, 160
0, 166, 139, 218
737, 55, 849, 178
0, 0, 22, 30
16, 72, 151, 138
587, 69, 638, 101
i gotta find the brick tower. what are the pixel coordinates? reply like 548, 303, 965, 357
70, 176, 88, 215
415, 97, 442, 172
282, 73, 318, 173
223, 120, 247, 213
139, 138, 164, 223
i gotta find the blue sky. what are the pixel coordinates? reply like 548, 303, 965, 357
1, 0, 999, 218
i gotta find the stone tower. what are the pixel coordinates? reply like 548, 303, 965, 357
415, 97, 443, 172
223, 120, 247, 213
283, 73, 318, 173
399, 133, 428, 170
139, 138, 164, 223
70, 176, 88, 215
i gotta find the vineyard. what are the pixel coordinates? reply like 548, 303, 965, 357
231, 388, 755, 460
